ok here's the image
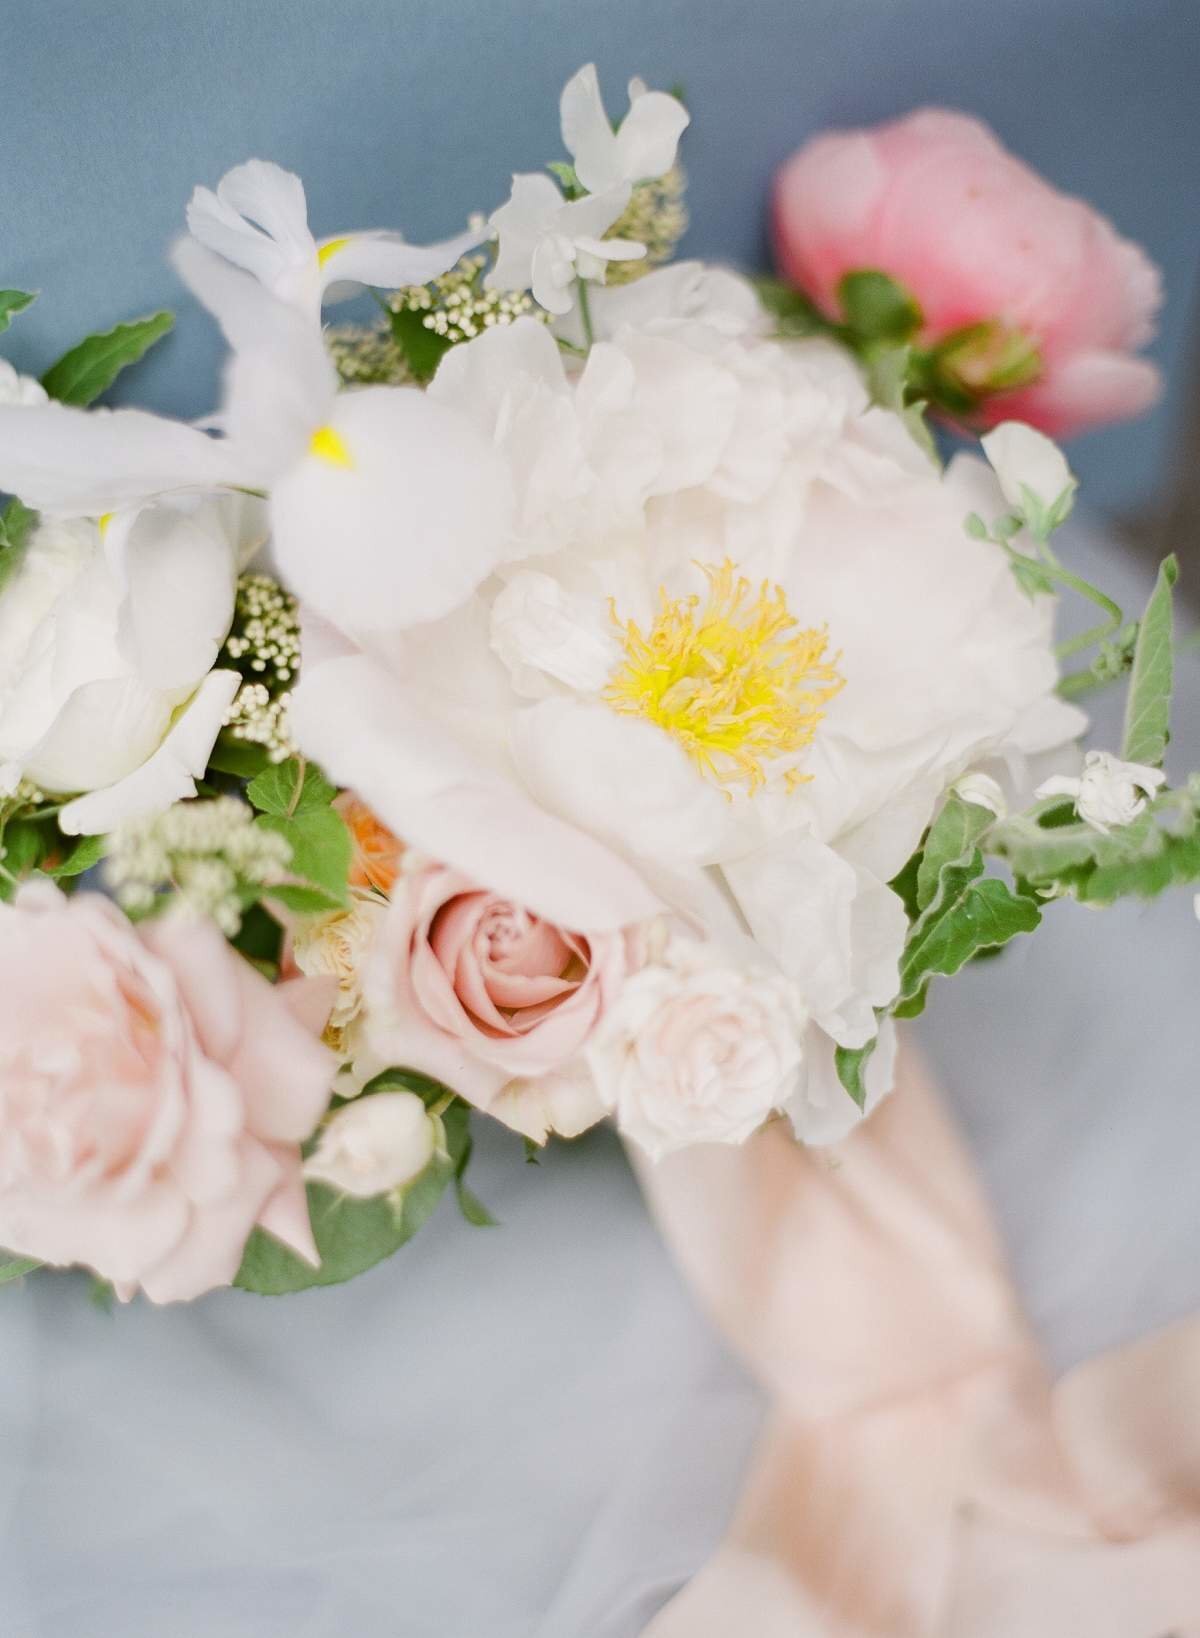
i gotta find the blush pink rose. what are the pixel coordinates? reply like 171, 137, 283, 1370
363, 862, 637, 1142
0, 883, 336, 1302
772, 108, 1161, 436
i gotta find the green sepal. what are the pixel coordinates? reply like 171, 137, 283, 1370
837, 270, 923, 343
0, 1254, 41, 1285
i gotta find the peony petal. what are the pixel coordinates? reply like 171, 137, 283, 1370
290, 654, 661, 932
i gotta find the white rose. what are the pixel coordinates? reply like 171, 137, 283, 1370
290, 890, 385, 1033
0, 358, 48, 407
303, 1091, 436, 1198
587, 935, 806, 1160
1037, 748, 1166, 835
0, 496, 252, 833
980, 420, 1076, 531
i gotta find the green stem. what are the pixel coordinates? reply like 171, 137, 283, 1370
427, 1091, 455, 1119
576, 277, 595, 348
999, 543, 1124, 659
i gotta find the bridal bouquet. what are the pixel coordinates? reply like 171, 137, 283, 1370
0, 67, 1187, 1303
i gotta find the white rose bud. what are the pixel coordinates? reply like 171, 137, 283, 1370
587, 935, 806, 1161
303, 1092, 436, 1198
1037, 749, 1166, 835
981, 420, 1076, 535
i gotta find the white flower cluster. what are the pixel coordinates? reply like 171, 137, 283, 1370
104, 796, 292, 934
219, 572, 300, 763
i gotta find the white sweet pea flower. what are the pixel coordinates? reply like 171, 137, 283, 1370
980, 420, 1076, 533
560, 63, 689, 193
586, 932, 807, 1161
0, 497, 252, 833
1037, 748, 1166, 834
952, 770, 1008, 818
0, 238, 513, 644
487, 173, 646, 315
0, 358, 47, 407
186, 158, 481, 318
303, 1092, 436, 1199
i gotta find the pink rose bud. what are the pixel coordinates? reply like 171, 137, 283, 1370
0, 884, 337, 1302
772, 108, 1162, 437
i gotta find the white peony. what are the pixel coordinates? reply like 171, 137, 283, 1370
0, 358, 48, 407
0, 495, 257, 833
303, 1092, 435, 1199
586, 933, 806, 1161
292, 280, 1086, 1144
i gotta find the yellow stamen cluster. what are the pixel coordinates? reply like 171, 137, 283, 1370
604, 560, 843, 794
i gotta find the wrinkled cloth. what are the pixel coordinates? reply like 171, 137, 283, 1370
636, 1052, 1200, 1636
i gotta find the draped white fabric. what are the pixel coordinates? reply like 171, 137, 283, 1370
0, 518, 1197, 1637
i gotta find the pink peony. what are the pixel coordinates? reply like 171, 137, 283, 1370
0, 883, 336, 1302
772, 108, 1161, 436
363, 862, 638, 1142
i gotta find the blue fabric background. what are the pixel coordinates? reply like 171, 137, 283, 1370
0, 0, 1196, 515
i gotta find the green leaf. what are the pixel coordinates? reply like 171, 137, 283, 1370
258, 807, 351, 910
838, 270, 923, 343
40, 310, 174, 406
0, 1254, 41, 1285
232, 902, 285, 971
247, 756, 336, 817
0, 819, 44, 890
916, 794, 994, 911
441, 1101, 497, 1228
207, 737, 272, 779
834, 1037, 878, 1109
899, 872, 1041, 1003
388, 305, 453, 385
235, 1158, 455, 1294
45, 830, 105, 878
1122, 556, 1177, 767
0, 289, 36, 333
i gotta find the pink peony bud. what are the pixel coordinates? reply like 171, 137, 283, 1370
772, 109, 1162, 437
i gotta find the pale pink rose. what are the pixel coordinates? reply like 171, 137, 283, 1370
0, 883, 336, 1302
772, 108, 1161, 436
364, 862, 637, 1142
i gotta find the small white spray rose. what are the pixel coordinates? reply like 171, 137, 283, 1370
290, 891, 386, 1033
981, 420, 1076, 533
303, 1092, 436, 1199
1037, 749, 1166, 834
0, 358, 48, 407
586, 934, 806, 1161
487, 174, 646, 316
559, 63, 689, 194
952, 770, 1008, 818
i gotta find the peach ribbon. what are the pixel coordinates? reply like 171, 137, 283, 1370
635, 1045, 1200, 1636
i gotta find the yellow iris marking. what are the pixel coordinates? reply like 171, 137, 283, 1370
97, 511, 114, 538
308, 425, 354, 469
604, 559, 843, 795
316, 235, 352, 268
